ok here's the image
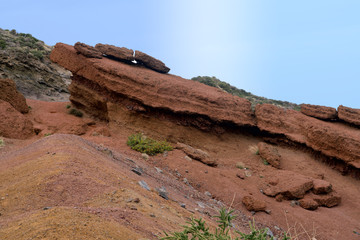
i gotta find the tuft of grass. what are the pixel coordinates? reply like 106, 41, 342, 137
68, 108, 83, 118
263, 159, 269, 165
249, 145, 259, 155
44, 133, 52, 137
127, 133, 172, 156
66, 104, 71, 109
0, 138, 5, 147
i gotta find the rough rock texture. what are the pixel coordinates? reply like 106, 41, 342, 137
176, 143, 217, 166
301, 104, 337, 120
135, 50, 170, 73
0, 100, 33, 139
242, 195, 266, 212
299, 197, 319, 210
255, 104, 360, 170
50, 43, 255, 131
95, 44, 134, 62
263, 170, 313, 199
257, 142, 281, 168
313, 192, 341, 207
0, 78, 29, 113
312, 179, 332, 195
338, 105, 360, 126
74, 42, 102, 59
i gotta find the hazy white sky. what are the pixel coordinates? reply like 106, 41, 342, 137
1, 0, 359, 108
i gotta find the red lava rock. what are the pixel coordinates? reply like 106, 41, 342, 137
338, 105, 360, 126
257, 142, 281, 168
312, 179, 332, 195
301, 104, 337, 120
299, 197, 319, 210
95, 43, 134, 62
263, 170, 313, 199
313, 192, 341, 208
74, 42, 103, 59
176, 143, 217, 166
0, 78, 29, 113
0, 100, 33, 139
242, 195, 266, 212
134, 50, 170, 73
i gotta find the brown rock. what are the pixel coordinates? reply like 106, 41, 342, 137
338, 105, 360, 126
301, 104, 337, 120
263, 170, 313, 199
135, 50, 170, 73
74, 42, 103, 58
0, 100, 33, 139
257, 142, 281, 168
312, 179, 332, 195
242, 195, 266, 212
0, 78, 29, 113
176, 143, 217, 166
95, 43, 134, 62
275, 194, 284, 202
313, 192, 341, 207
299, 197, 319, 210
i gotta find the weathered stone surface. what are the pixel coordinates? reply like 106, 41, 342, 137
0, 100, 33, 139
299, 197, 319, 210
301, 104, 337, 120
50, 43, 255, 132
263, 170, 313, 199
313, 192, 341, 207
0, 78, 29, 113
258, 142, 281, 168
338, 105, 360, 126
255, 104, 360, 170
312, 179, 332, 195
176, 143, 217, 166
242, 195, 266, 212
135, 50, 170, 73
95, 43, 134, 62
74, 42, 103, 59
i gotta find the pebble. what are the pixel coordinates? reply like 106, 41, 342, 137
141, 153, 149, 160
43, 207, 51, 210
184, 156, 192, 161
204, 191, 212, 198
265, 209, 272, 215
183, 178, 189, 184
150, 213, 156, 217
197, 202, 206, 208
180, 203, 186, 208
138, 180, 150, 191
131, 167, 143, 176
157, 187, 169, 200
154, 167, 163, 173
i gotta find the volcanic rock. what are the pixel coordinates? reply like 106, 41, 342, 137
176, 143, 217, 166
135, 50, 170, 73
313, 192, 341, 207
74, 42, 103, 59
242, 195, 266, 212
299, 197, 319, 210
312, 179, 332, 195
95, 43, 134, 62
301, 104, 337, 120
0, 78, 29, 113
0, 100, 33, 139
257, 142, 281, 168
338, 105, 360, 126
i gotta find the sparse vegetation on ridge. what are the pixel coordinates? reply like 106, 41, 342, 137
127, 133, 173, 156
68, 108, 83, 118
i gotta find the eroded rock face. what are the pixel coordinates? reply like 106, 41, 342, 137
135, 50, 170, 73
50, 43, 255, 132
74, 42, 103, 59
313, 192, 341, 207
0, 100, 33, 139
0, 78, 29, 113
257, 142, 281, 169
338, 105, 360, 126
242, 195, 266, 212
312, 179, 332, 195
95, 44, 134, 62
301, 104, 337, 120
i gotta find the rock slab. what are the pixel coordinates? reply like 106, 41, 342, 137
0, 78, 29, 113
301, 104, 337, 120
258, 142, 281, 168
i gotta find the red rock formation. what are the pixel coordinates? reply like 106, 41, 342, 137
242, 195, 266, 212
95, 44, 134, 63
301, 104, 337, 120
50, 43, 255, 130
338, 105, 360, 126
134, 50, 170, 73
257, 142, 281, 169
0, 78, 29, 113
74, 42, 103, 59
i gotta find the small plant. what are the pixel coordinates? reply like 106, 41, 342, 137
0, 39, 6, 49
68, 108, 83, 118
66, 104, 71, 109
127, 133, 173, 156
262, 159, 269, 165
44, 133, 52, 137
0, 138, 5, 147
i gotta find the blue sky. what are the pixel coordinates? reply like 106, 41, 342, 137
1, 0, 359, 108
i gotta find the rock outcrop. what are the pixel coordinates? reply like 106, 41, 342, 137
0, 78, 29, 113
301, 104, 337, 120
257, 142, 281, 169
74, 42, 102, 59
338, 105, 360, 126
176, 143, 217, 166
134, 50, 170, 73
95, 44, 134, 62
242, 195, 266, 212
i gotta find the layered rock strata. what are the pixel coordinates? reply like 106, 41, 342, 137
300, 104, 337, 120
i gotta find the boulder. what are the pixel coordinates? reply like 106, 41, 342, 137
135, 50, 170, 73
299, 197, 319, 210
176, 143, 217, 166
257, 142, 281, 168
0, 78, 29, 113
263, 170, 313, 199
74, 42, 103, 59
95, 43, 134, 62
338, 105, 360, 126
313, 192, 341, 208
301, 104, 337, 120
312, 179, 332, 195
0, 100, 33, 139
242, 195, 266, 212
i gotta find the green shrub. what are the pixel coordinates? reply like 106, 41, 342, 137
161, 208, 290, 240
0, 138, 5, 147
0, 39, 6, 49
30, 49, 44, 60
127, 133, 173, 156
66, 104, 71, 109
68, 108, 83, 118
